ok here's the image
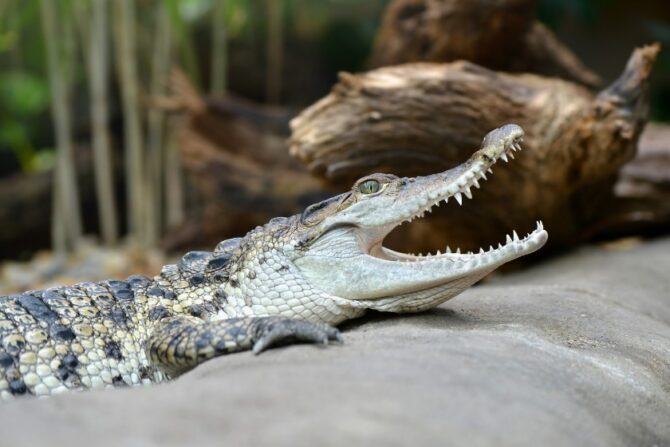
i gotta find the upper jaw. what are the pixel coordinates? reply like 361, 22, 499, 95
395, 123, 524, 226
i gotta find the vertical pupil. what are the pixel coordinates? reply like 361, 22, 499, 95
362, 180, 378, 193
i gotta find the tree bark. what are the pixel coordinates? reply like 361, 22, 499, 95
289, 45, 660, 254
160, 72, 336, 252
369, 0, 600, 87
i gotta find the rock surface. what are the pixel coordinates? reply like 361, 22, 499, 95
0, 238, 668, 446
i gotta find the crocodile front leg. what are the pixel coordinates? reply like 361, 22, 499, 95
146, 316, 342, 377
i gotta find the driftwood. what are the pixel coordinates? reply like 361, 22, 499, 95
591, 123, 670, 240
167, 45, 667, 257
289, 44, 661, 254
161, 71, 336, 252
369, 0, 600, 87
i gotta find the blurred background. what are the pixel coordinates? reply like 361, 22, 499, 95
0, 0, 668, 288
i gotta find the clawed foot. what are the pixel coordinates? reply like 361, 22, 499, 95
252, 317, 343, 355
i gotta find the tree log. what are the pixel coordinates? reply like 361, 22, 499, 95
167, 45, 666, 257
369, 0, 600, 87
289, 45, 660, 254
161, 74, 336, 252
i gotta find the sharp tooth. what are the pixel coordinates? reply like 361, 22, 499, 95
444, 197, 449, 205
506, 234, 512, 244
500, 153, 508, 162
464, 188, 472, 199
456, 248, 461, 254
480, 172, 487, 180
513, 230, 519, 241
436, 250, 441, 255
489, 245, 494, 252
446, 246, 451, 253
508, 151, 515, 159
473, 179, 480, 188
454, 193, 463, 205
487, 168, 493, 174
479, 248, 484, 254
498, 243, 503, 249
514, 143, 521, 151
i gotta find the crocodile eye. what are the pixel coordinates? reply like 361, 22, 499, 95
359, 179, 381, 195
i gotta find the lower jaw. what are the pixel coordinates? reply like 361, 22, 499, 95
361, 270, 494, 313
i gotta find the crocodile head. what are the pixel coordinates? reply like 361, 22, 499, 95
287, 123, 548, 314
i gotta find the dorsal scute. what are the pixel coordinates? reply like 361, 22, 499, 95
178, 251, 212, 276
126, 275, 152, 289
205, 254, 232, 273
214, 238, 242, 256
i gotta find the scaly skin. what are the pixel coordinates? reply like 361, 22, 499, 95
0, 124, 547, 400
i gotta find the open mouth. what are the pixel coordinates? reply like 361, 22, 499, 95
369, 127, 548, 265
295, 124, 548, 304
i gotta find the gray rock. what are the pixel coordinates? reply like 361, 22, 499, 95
0, 239, 668, 447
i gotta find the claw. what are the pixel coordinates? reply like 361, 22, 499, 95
252, 317, 341, 355
332, 330, 344, 343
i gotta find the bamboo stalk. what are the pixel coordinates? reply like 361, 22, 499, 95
113, 0, 145, 245
164, 115, 184, 229
165, 0, 200, 87
144, 2, 172, 247
266, 0, 283, 104
40, 0, 82, 253
51, 182, 67, 256
89, 0, 119, 245
210, 0, 227, 95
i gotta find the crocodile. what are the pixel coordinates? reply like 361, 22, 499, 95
0, 124, 547, 399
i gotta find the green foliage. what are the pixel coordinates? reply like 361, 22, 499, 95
0, 1, 52, 173
0, 71, 48, 116
645, 20, 670, 121
0, 70, 53, 172
538, 0, 609, 28
164, 0, 202, 86
319, 20, 375, 73
225, 0, 251, 37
